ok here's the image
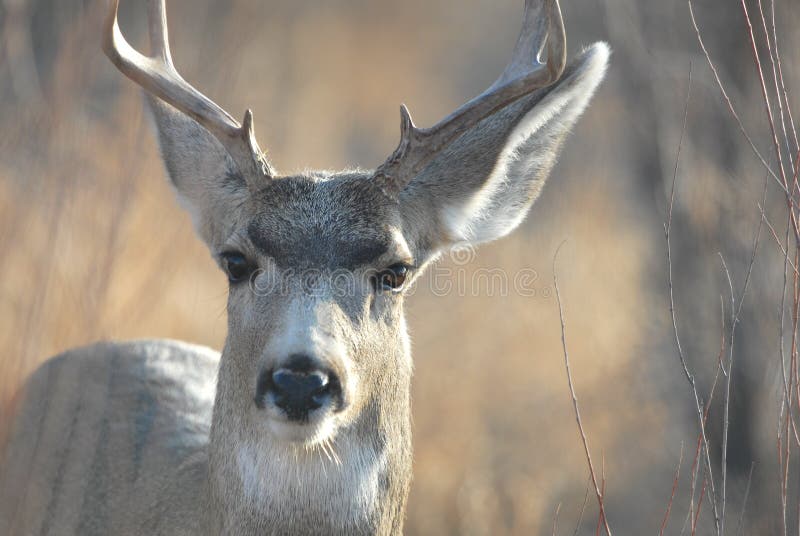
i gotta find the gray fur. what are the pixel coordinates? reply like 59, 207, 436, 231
0, 37, 608, 536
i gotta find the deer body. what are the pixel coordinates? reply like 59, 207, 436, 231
1, 341, 216, 535
1, 340, 409, 535
0, 1, 608, 534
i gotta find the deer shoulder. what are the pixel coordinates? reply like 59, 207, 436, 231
0, 340, 218, 535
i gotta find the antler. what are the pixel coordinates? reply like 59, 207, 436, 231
102, 0, 273, 183
374, 0, 566, 195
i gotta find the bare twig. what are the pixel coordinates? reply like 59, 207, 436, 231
717, 191, 762, 532
735, 462, 755, 536
718, 254, 735, 534
692, 476, 708, 536
690, 2, 800, 534
665, 64, 694, 384
779, 208, 792, 536
660, 442, 685, 536
740, 0, 789, 189
738, 0, 800, 243
596, 453, 607, 536
756, 0, 794, 177
682, 432, 707, 536
552, 502, 562, 536
760, 204, 800, 276
572, 477, 591, 536
733, 176, 768, 325
767, 0, 799, 157
684, 298, 728, 535
664, 66, 721, 534
687, 0, 789, 199
553, 242, 612, 536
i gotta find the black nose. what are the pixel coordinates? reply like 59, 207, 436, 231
255, 354, 342, 421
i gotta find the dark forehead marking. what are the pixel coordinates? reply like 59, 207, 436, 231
247, 173, 396, 271
250, 233, 389, 271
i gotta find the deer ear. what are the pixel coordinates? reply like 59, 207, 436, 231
400, 43, 609, 248
148, 98, 250, 250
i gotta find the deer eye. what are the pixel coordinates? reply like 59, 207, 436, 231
375, 264, 409, 293
220, 251, 254, 284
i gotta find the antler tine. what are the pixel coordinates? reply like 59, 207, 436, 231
102, 0, 273, 183
490, 0, 565, 91
374, 0, 566, 196
146, 0, 171, 65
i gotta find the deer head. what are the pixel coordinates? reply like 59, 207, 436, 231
103, 0, 608, 530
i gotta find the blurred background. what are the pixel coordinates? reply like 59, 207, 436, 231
1, 0, 799, 533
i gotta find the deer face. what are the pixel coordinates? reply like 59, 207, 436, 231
215, 174, 417, 444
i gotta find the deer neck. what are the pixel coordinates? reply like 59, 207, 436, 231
205, 342, 413, 535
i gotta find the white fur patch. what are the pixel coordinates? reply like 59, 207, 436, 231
234, 436, 386, 524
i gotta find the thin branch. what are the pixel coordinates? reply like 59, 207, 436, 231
738, 0, 800, 241
681, 433, 704, 536
740, 0, 789, 189
756, 0, 794, 177
665, 64, 694, 384
572, 477, 591, 536
664, 66, 722, 534
768, 0, 799, 158
553, 242, 612, 536
687, 0, 790, 200
692, 476, 708, 536
552, 502, 562, 536
760, 204, 800, 276
735, 462, 755, 536
717, 202, 761, 533
660, 442, 685, 536
734, 175, 768, 325
718, 253, 735, 534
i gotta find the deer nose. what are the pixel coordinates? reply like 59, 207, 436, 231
272, 368, 327, 408
255, 354, 342, 421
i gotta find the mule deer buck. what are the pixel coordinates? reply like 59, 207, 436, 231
0, 0, 607, 533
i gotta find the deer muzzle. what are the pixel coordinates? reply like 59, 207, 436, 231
255, 353, 345, 423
